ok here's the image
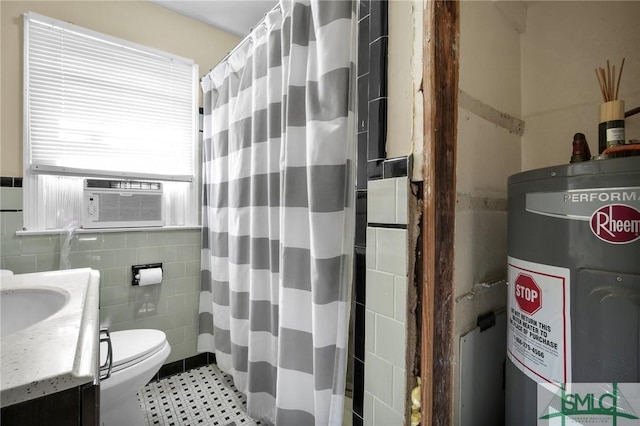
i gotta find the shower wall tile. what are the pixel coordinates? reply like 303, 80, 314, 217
364, 175, 408, 425
354, 0, 387, 423
0, 194, 203, 366
354, 246, 366, 305
355, 191, 367, 247
383, 156, 411, 179
375, 228, 407, 276
368, 37, 388, 100
366, 269, 395, 318
358, 16, 370, 77
367, 160, 384, 181
353, 358, 365, 417
394, 276, 407, 322
357, 133, 368, 190
368, 98, 387, 160
374, 397, 404, 426
369, 0, 388, 41
359, 0, 370, 20
353, 412, 364, 426
358, 75, 369, 134
374, 314, 405, 366
354, 302, 365, 362
396, 179, 408, 224
364, 353, 393, 405
365, 227, 376, 269
363, 392, 374, 426
367, 178, 397, 224
393, 365, 406, 413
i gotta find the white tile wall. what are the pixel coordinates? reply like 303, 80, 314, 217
364, 352, 394, 405
375, 315, 405, 366
364, 176, 408, 425
367, 178, 408, 225
368, 179, 397, 224
374, 396, 404, 425
375, 228, 407, 276
0, 187, 22, 211
366, 269, 395, 317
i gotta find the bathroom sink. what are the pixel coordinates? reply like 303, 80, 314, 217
0, 288, 68, 338
1, 268, 100, 408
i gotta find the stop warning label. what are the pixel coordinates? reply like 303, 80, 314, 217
507, 257, 571, 385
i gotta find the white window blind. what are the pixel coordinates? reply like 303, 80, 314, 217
22, 13, 199, 230
25, 13, 197, 181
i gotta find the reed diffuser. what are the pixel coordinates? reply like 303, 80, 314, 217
595, 58, 625, 154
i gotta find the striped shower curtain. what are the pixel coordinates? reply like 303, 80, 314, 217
198, 1, 356, 424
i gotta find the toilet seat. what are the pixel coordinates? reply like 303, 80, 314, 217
100, 329, 167, 373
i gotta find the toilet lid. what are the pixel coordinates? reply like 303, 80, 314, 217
100, 329, 167, 368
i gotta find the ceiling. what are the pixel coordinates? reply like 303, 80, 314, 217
149, 0, 279, 38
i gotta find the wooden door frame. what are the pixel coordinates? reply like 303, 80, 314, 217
421, 0, 459, 424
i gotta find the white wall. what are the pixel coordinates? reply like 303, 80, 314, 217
455, 1, 522, 423
455, 0, 521, 331
387, 0, 424, 181
521, 1, 640, 170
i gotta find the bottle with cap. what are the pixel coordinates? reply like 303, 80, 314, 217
570, 132, 591, 163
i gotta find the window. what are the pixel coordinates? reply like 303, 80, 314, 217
23, 12, 199, 230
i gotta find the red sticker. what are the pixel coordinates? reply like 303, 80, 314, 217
515, 273, 542, 315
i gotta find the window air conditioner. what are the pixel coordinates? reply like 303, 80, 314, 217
82, 179, 163, 229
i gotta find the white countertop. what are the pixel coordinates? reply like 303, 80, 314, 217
0, 268, 101, 407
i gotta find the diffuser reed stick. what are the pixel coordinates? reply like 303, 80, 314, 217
595, 58, 625, 102
615, 58, 625, 101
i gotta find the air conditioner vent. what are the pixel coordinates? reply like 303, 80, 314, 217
83, 179, 163, 229
85, 179, 162, 190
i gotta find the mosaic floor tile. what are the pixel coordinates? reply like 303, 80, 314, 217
138, 363, 353, 426
138, 364, 263, 426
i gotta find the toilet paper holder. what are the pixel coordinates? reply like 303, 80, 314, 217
132, 263, 163, 286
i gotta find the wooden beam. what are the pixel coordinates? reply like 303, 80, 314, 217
420, 0, 436, 423
422, 0, 459, 424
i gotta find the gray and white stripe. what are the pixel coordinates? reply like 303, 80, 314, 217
198, 1, 356, 424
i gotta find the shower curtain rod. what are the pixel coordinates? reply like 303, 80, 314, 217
202, 2, 282, 79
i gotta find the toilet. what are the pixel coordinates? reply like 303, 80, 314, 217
99, 329, 171, 426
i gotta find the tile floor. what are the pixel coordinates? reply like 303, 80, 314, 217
138, 364, 354, 426
138, 364, 262, 426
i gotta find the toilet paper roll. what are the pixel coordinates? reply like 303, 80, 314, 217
137, 268, 163, 286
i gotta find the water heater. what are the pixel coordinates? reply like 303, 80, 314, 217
505, 157, 640, 425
